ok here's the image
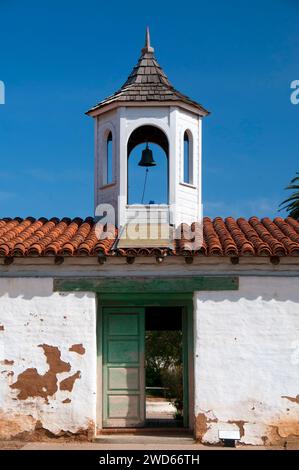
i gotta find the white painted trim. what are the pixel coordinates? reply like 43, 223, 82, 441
101, 126, 115, 186
181, 127, 194, 186
96, 296, 102, 432
125, 118, 171, 146
94, 118, 98, 213
86, 101, 209, 118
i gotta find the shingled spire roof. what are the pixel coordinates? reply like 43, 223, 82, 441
86, 27, 209, 116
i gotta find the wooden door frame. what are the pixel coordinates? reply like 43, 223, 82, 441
97, 293, 194, 430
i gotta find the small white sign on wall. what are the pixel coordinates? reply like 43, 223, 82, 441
219, 430, 240, 440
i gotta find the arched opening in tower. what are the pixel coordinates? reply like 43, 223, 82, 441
127, 125, 169, 205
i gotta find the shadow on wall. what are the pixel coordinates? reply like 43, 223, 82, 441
0, 277, 298, 303
0, 278, 94, 300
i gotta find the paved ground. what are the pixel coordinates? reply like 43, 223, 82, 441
0, 434, 291, 451
146, 398, 176, 420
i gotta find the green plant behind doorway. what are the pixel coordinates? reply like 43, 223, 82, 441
145, 330, 183, 418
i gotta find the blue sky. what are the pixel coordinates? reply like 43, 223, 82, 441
0, 0, 298, 219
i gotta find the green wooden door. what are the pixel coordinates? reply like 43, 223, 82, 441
103, 307, 145, 427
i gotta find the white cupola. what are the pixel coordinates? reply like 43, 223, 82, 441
86, 28, 209, 229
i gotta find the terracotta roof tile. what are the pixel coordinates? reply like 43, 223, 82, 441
93, 223, 117, 255
26, 218, 60, 256
44, 218, 83, 256
249, 217, 287, 256
213, 217, 238, 256
0, 217, 298, 259
274, 217, 299, 248
203, 217, 223, 255
76, 225, 98, 256
29, 218, 70, 256
235, 218, 271, 256
59, 217, 94, 256
225, 217, 255, 256
286, 216, 299, 234
262, 217, 299, 256
175, 222, 206, 255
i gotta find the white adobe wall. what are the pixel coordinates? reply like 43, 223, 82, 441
194, 276, 299, 445
0, 278, 96, 440
1, 269, 299, 444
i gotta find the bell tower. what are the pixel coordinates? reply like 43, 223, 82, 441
86, 28, 209, 228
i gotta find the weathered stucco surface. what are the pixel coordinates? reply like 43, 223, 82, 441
0, 278, 96, 440
194, 276, 299, 445
1, 272, 299, 445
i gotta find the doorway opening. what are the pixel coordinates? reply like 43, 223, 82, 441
99, 295, 193, 432
145, 307, 183, 427
127, 125, 169, 205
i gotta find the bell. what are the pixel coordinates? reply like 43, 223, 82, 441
138, 143, 156, 167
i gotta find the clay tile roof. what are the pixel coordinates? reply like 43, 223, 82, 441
0, 217, 298, 259
86, 28, 209, 116
202, 217, 223, 255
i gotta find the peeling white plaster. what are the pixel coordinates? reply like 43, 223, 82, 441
0, 278, 96, 438
1, 274, 299, 444
194, 276, 299, 445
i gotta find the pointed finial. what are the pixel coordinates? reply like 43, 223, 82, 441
142, 26, 154, 54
